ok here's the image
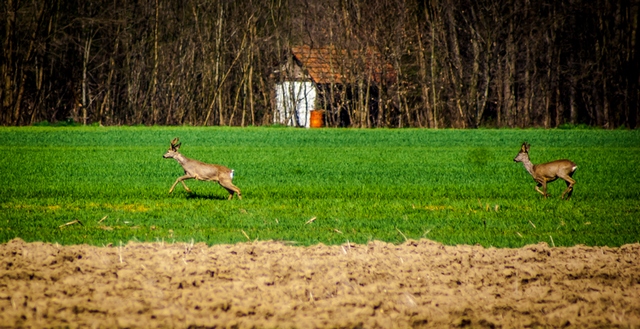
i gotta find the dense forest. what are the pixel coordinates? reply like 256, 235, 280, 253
1, 0, 638, 128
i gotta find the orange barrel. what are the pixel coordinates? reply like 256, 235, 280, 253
310, 110, 324, 128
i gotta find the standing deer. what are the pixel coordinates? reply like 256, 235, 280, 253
513, 142, 577, 200
163, 138, 242, 199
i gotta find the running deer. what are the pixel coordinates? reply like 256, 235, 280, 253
513, 142, 577, 200
163, 138, 242, 199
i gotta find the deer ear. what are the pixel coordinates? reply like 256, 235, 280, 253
524, 143, 530, 152
170, 138, 181, 150
520, 143, 527, 152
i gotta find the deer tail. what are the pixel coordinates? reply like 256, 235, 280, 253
230, 169, 235, 180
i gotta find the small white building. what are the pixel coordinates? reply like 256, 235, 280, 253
273, 46, 396, 128
273, 81, 316, 128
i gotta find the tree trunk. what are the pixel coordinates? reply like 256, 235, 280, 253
470, 34, 480, 127
1, 0, 16, 125
12, 1, 47, 125
554, 53, 563, 128
415, 22, 434, 128
81, 34, 92, 126
446, 4, 466, 128
569, 79, 577, 125
151, 0, 159, 125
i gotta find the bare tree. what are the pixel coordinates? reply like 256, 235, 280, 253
1, 0, 637, 128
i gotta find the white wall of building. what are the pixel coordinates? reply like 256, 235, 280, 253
274, 81, 316, 128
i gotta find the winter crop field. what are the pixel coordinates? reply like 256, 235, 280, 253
0, 126, 638, 248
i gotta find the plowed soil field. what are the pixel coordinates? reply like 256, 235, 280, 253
1, 238, 639, 328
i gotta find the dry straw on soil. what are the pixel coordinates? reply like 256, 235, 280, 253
1, 238, 639, 328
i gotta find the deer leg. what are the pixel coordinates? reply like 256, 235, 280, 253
559, 175, 576, 200
542, 181, 549, 198
535, 181, 550, 198
534, 182, 546, 197
169, 175, 193, 194
561, 183, 573, 200
180, 181, 192, 193
219, 178, 242, 200
224, 187, 236, 200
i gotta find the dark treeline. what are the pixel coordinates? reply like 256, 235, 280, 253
1, 0, 638, 128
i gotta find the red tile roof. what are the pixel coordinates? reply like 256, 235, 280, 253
290, 46, 397, 85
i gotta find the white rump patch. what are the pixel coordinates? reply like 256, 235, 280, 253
572, 166, 578, 172
230, 170, 235, 180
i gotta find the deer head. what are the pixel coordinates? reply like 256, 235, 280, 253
163, 138, 182, 159
513, 142, 530, 163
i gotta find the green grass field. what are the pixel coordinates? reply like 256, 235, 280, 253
0, 126, 638, 248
